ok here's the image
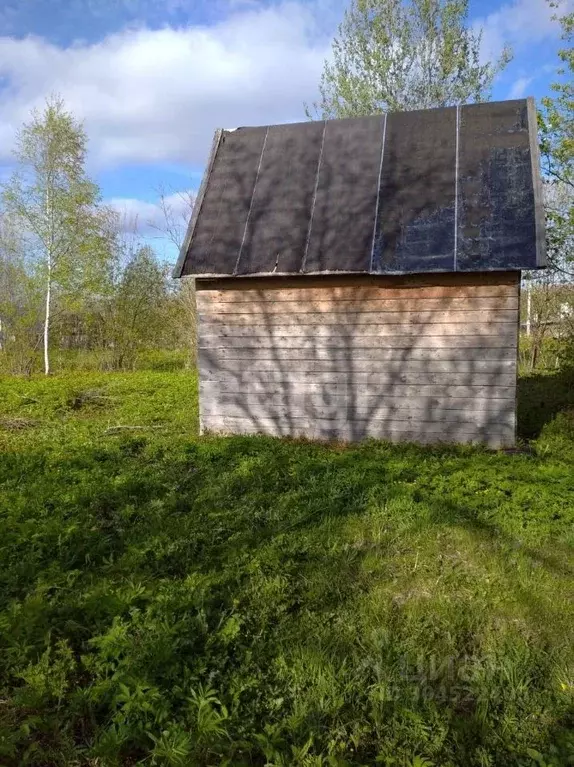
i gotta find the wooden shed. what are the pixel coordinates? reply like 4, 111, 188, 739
174, 98, 546, 448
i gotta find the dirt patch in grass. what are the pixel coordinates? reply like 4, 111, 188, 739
0, 416, 39, 431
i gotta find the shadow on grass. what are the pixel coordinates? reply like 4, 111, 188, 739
2, 389, 574, 765
517, 366, 574, 439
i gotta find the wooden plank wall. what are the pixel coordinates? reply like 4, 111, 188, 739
196, 272, 520, 447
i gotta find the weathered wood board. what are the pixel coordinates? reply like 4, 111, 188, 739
196, 272, 520, 447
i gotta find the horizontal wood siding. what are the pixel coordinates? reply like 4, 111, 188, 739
197, 272, 520, 447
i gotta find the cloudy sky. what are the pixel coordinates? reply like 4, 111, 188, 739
0, 0, 570, 261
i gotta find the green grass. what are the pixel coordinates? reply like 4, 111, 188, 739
15, 348, 190, 375
0, 370, 573, 766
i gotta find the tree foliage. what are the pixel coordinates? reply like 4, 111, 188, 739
0, 99, 189, 375
540, 6, 574, 189
0, 213, 43, 373
1, 95, 112, 374
307, 0, 511, 119
108, 243, 174, 370
539, 5, 574, 277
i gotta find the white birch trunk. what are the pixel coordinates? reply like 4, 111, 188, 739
44, 256, 51, 375
44, 185, 52, 376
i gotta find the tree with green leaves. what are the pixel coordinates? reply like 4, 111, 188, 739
307, 0, 511, 119
2, 95, 112, 374
0, 212, 44, 373
539, 4, 573, 276
107, 244, 172, 370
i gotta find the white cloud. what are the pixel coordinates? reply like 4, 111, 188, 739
107, 190, 194, 236
477, 0, 568, 63
108, 197, 164, 233
0, 1, 331, 168
108, 191, 194, 262
508, 75, 534, 99
3, 0, 562, 175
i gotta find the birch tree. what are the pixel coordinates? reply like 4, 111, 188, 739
307, 0, 512, 118
2, 96, 105, 374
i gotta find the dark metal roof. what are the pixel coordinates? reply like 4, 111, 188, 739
174, 98, 546, 279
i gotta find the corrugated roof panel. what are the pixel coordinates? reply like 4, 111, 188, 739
372, 106, 457, 274
456, 100, 539, 271
175, 98, 545, 279
236, 121, 325, 275
303, 115, 384, 273
181, 127, 267, 276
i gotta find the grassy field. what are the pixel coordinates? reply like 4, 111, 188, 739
0, 370, 573, 766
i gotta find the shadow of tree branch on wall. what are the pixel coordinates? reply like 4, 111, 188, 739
198, 271, 519, 448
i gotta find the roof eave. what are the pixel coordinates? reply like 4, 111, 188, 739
172, 128, 224, 280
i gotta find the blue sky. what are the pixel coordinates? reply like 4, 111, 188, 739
0, 0, 570, 262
